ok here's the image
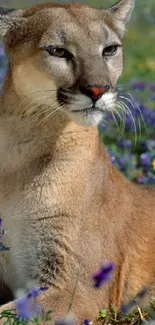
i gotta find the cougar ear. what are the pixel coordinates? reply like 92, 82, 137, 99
109, 0, 135, 24
0, 8, 25, 43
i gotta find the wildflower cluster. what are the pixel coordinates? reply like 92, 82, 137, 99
16, 286, 48, 322
100, 82, 155, 186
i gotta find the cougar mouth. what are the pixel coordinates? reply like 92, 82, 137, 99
72, 105, 102, 113
57, 86, 117, 127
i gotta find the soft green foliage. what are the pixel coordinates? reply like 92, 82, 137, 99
121, 26, 155, 83
0, 309, 52, 325
0, 306, 152, 325
98, 305, 152, 325
1, 0, 155, 16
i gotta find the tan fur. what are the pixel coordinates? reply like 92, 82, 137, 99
0, 1, 155, 323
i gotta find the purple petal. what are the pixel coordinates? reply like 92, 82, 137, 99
84, 320, 90, 325
150, 84, 155, 92
121, 288, 148, 315
16, 288, 45, 322
93, 263, 115, 288
140, 153, 152, 167
40, 286, 48, 292
138, 175, 148, 185
31, 288, 40, 298
132, 82, 146, 91
17, 295, 32, 321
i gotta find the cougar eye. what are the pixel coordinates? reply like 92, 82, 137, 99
46, 47, 74, 60
103, 45, 118, 57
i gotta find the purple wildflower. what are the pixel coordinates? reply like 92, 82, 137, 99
93, 263, 115, 288
0, 67, 7, 82
138, 175, 148, 185
121, 288, 148, 315
118, 157, 127, 172
83, 320, 93, 325
109, 150, 117, 164
0, 45, 6, 58
84, 320, 90, 325
140, 153, 152, 168
40, 286, 48, 292
118, 139, 132, 150
147, 175, 155, 184
27, 288, 40, 299
150, 84, 155, 92
16, 286, 48, 322
132, 82, 146, 91
17, 295, 43, 322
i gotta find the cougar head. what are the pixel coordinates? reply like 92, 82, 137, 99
0, 0, 135, 126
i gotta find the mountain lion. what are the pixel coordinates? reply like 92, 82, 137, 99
0, 0, 155, 323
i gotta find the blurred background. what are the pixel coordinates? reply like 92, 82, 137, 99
0, 0, 155, 185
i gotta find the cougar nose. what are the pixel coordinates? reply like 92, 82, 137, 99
80, 84, 110, 101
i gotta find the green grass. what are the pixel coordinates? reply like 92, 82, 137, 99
0, 309, 53, 325
97, 305, 152, 325
121, 25, 155, 84
1, 303, 155, 325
